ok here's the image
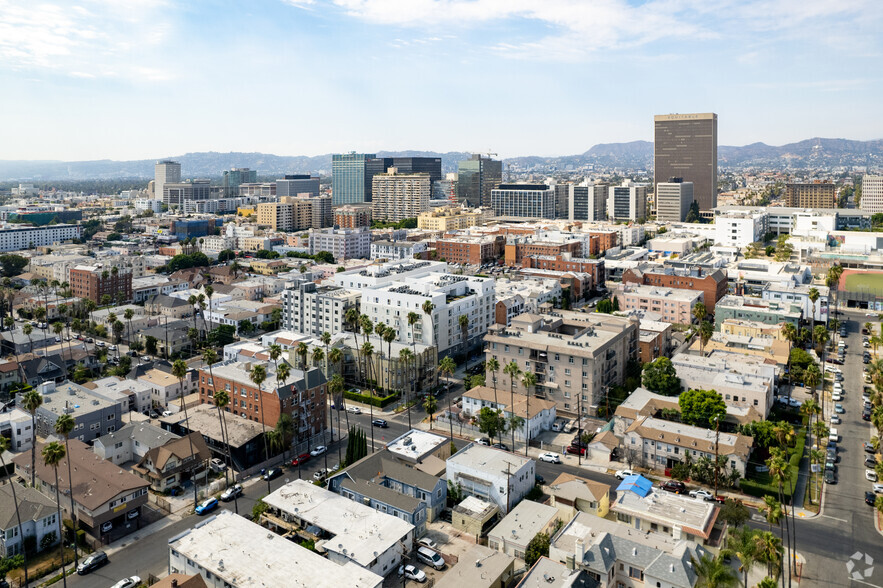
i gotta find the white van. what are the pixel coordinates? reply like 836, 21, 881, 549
829, 428, 839, 442
416, 547, 445, 570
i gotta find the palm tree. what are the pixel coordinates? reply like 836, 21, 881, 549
399, 348, 414, 430
275, 412, 295, 463
320, 331, 332, 375
295, 342, 308, 371
721, 526, 757, 588
486, 357, 500, 406
383, 327, 396, 394
172, 359, 198, 508
439, 355, 456, 444
0, 437, 28, 587
329, 347, 343, 376
521, 371, 537, 455
42, 441, 68, 588
53, 413, 79, 567
276, 362, 292, 452
698, 320, 714, 357
311, 347, 324, 371
693, 301, 707, 323
124, 308, 134, 346
214, 388, 237, 513
503, 361, 522, 451
22, 389, 43, 486
360, 315, 374, 387
691, 553, 738, 588
360, 341, 377, 451
329, 373, 345, 463
422, 301, 437, 392
767, 453, 792, 585
458, 314, 470, 368
423, 394, 437, 430
754, 531, 783, 579
345, 307, 362, 384
249, 363, 271, 493
808, 448, 824, 504
22, 323, 34, 355
407, 311, 420, 372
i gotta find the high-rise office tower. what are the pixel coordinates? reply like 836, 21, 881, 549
491, 183, 556, 219
458, 154, 502, 207
860, 176, 883, 213
382, 157, 442, 184
163, 180, 211, 207
371, 169, 432, 222
655, 178, 694, 222
276, 174, 320, 198
222, 168, 257, 196
332, 153, 385, 205
568, 183, 608, 222
155, 160, 181, 203
654, 113, 718, 213
607, 182, 648, 221
785, 181, 836, 208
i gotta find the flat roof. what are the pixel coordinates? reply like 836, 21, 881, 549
160, 403, 264, 446
448, 443, 533, 475
41, 383, 117, 419
169, 511, 383, 588
488, 499, 559, 544
434, 545, 515, 588
386, 429, 448, 462
611, 487, 718, 539
263, 480, 414, 569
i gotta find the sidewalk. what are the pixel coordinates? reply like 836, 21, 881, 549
101, 512, 183, 558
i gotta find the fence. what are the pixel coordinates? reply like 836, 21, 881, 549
435, 415, 528, 441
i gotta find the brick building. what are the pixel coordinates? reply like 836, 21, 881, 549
520, 255, 605, 289
333, 205, 372, 228
198, 360, 327, 438
432, 235, 504, 265
621, 266, 727, 314
504, 240, 582, 266
637, 319, 673, 364
586, 230, 618, 256
70, 264, 133, 304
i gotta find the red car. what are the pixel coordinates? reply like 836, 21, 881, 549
565, 445, 586, 456
291, 453, 311, 466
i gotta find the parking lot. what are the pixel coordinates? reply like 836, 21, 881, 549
381, 518, 479, 587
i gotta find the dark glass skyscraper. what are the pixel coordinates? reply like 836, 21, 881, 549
654, 113, 718, 213
383, 157, 442, 184
457, 154, 502, 207
332, 153, 385, 205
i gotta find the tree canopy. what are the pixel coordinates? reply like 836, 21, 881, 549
678, 389, 727, 428
642, 357, 682, 396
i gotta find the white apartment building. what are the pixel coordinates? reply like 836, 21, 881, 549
334, 260, 494, 355
655, 180, 694, 222
370, 240, 428, 261
309, 227, 371, 260
0, 224, 81, 252
372, 169, 431, 222
0, 408, 34, 452
714, 210, 767, 248
281, 282, 360, 337
446, 443, 535, 514
861, 175, 883, 214
762, 282, 830, 323
672, 351, 777, 416
134, 198, 163, 213
607, 182, 648, 222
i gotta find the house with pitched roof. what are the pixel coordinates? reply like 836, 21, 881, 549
132, 432, 211, 492
547, 472, 611, 519
93, 421, 180, 465
0, 483, 59, 557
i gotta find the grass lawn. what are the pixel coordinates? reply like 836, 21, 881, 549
7, 546, 76, 586
845, 272, 883, 293
803, 473, 822, 514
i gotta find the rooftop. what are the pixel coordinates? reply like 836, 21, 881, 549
169, 511, 383, 588
386, 429, 448, 462
0, 482, 57, 530
625, 416, 753, 461
464, 386, 557, 420
40, 382, 117, 419
448, 443, 533, 475
517, 557, 596, 588
263, 480, 415, 569
454, 496, 498, 518
616, 284, 703, 302
160, 403, 264, 446
94, 421, 179, 450
434, 545, 515, 588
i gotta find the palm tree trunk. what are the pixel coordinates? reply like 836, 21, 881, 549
0, 452, 28, 587
368, 356, 375, 453
256, 383, 271, 494
63, 436, 79, 567
177, 381, 199, 509
54, 466, 68, 588
510, 381, 516, 451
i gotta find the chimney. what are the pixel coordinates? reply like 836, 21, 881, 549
575, 538, 585, 565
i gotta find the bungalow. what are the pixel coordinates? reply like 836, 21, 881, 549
132, 432, 211, 492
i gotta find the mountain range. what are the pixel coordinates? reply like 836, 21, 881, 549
1, 138, 881, 181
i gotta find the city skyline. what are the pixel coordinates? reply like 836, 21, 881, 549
0, 0, 881, 161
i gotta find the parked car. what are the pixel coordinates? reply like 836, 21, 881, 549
873, 484, 883, 494
110, 577, 141, 588
538, 452, 561, 464
864, 410, 872, 421
835, 404, 845, 414
662, 481, 686, 494
689, 489, 714, 501
263, 467, 283, 481
615, 469, 634, 480
866, 456, 878, 468
865, 441, 876, 453
77, 551, 109, 575
210, 458, 226, 473
824, 470, 836, 484
831, 415, 841, 425
475, 437, 491, 446
565, 445, 586, 456
195, 497, 219, 515
291, 453, 311, 466
492, 443, 509, 451
220, 484, 243, 502
310, 445, 327, 457
372, 419, 389, 428
399, 564, 427, 583
867, 470, 879, 482
346, 406, 362, 414
866, 491, 877, 506
313, 468, 330, 481
417, 537, 439, 551
416, 547, 446, 570
831, 393, 843, 402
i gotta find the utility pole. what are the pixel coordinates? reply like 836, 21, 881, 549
504, 461, 514, 514
713, 416, 720, 497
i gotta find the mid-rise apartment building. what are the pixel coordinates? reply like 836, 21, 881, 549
714, 295, 801, 329
569, 183, 608, 222
860, 175, 883, 213
163, 180, 211, 207
281, 283, 360, 337
655, 178, 694, 222
432, 234, 503, 265
491, 183, 556, 219
371, 169, 431, 222
417, 206, 492, 231
309, 226, 371, 260
785, 181, 836, 208
334, 205, 372, 228
613, 284, 703, 325
370, 240, 427, 261
621, 265, 727, 314
607, 182, 647, 221
0, 224, 81, 252
484, 310, 638, 414
70, 264, 132, 303
714, 209, 768, 248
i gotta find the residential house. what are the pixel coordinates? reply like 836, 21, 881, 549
93, 421, 180, 465
446, 443, 535, 514
139, 367, 195, 409
132, 432, 211, 492
143, 294, 193, 319
487, 500, 559, 558
0, 408, 34, 453
460, 385, 557, 443
452, 496, 500, 539
547, 472, 610, 519
27, 381, 122, 442
0, 483, 60, 557
435, 545, 516, 588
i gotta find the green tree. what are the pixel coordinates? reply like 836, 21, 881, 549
719, 499, 750, 529
22, 390, 43, 487
423, 395, 438, 430
249, 363, 271, 492
678, 389, 727, 428
0, 437, 28, 586
439, 355, 457, 444
477, 407, 507, 444
691, 553, 738, 588
524, 532, 551, 567
504, 360, 522, 450
693, 301, 707, 323
641, 357, 681, 396
145, 335, 158, 356
697, 321, 714, 356
53, 413, 79, 567
720, 526, 757, 588
172, 359, 199, 508
41, 442, 67, 588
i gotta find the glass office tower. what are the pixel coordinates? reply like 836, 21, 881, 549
332, 153, 385, 205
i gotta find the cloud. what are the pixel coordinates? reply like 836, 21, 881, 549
0, 0, 175, 81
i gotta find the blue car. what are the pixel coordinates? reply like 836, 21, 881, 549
195, 497, 218, 515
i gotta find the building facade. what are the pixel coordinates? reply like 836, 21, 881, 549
491, 183, 556, 219
417, 206, 492, 231
458, 154, 503, 207
332, 153, 385, 205
0, 224, 81, 252
607, 182, 647, 221
654, 112, 718, 213
621, 266, 727, 314
281, 283, 360, 337
860, 175, 883, 213
309, 227, 371, 260
785, 181, 836, 208
569, 183, 608, 222
69, 264, 133, 303
371, 170, 432, 222
334, 205, 372, 228
155, 160, 181, 203
655, 179, 694, 222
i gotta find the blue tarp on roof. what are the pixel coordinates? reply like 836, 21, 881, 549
616, 474, 652, 497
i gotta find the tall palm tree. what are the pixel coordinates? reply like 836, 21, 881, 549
423, 394, 438, 430
320, 331, 332, 375
22, 323, 34, 355
521, 371, 537, 455
399, 348, 414, 430
329, 347, 343, 377
692, 301, 707, 324
311, 347, 324, 372
360, 316, 374, 387
407, 310, 420, 362
458, 314, 470, 367
361, 341, 376, 452
42, 441, 68, 588
753, 531, 783, 579
422, 301, 437, 392
345, 307, 362, 384
276, 362, 292, 449
486, 357, 500, 406
275, 412, 295, 462
329, 373, 345, 463
691, 553, 738, 588
721, 526, 757, 588
249, 363, 271, 493
22, 389, 43, 486
295, 342, 308, 371
124, 308, 134, 346
698, 321, 714, 357
172, 359, 199, 508
53, 414, 79, 567
767, 453, 792, 586
0, 437, 28, 587
439, 355, 456, 444
503, 361, 522, 451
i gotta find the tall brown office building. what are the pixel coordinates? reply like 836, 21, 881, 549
785, 181, 836, 208
654, 113, 718, 213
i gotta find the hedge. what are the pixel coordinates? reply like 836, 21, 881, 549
344, 390, 399, 408
740, 429, 805, 503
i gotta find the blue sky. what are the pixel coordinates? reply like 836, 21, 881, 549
0, 0, 881, 161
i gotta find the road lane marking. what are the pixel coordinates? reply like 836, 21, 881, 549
821, 514, 848, 523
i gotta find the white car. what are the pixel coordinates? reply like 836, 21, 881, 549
417, 537, 439, 550
399, 564, 427, 583
310, 445, 327, 457
110, 576, 141, 588
346, 406, 362, 415
867, 470, 879, 482
873, 484, 883, 494
830, 415, 841, 425
832, 394, 843, 402
689, 489, 714, 501
538, 452, 561, 464
615, 469, 634, 480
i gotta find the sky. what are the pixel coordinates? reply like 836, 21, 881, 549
0, 0, 881, 161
